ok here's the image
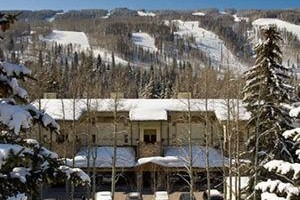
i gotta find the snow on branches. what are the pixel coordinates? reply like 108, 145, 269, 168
256, 179, 299, 200
0, 100, 60, 135
264, 160, 300, 180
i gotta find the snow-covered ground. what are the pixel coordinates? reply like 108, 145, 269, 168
43, 30, 128, 65
43, 30, 90, 51
93, 48, 128, 65
131, 32, 158, 52
252, 18, 300, 40
137, 10, 156, 17
171, 20, 245, 71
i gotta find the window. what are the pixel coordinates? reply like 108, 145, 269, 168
144, 129, 157, 144
124, 134, 129, 143
92, 134, 96, 143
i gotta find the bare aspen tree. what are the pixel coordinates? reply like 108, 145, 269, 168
92, 137, 98, 199
187, 95, 194, 200
111, 91, 121, 200
204, 62, 211, 200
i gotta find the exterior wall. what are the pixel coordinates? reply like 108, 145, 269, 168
29, 110, 247, 158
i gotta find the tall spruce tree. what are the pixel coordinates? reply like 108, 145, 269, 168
0, 12, 90, 200
243, 26, 294, 199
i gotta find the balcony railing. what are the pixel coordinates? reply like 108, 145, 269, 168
138, 141, 162, 158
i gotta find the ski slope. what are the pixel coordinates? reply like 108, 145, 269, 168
43, 30, 90, 50
131, 32, 158, 52
172, 20, 245, 71
93, 49, 128, 65
43, 30, 128, 65
253, 18, 300, 40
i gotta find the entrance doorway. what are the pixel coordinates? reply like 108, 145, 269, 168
143, 171, 152, 189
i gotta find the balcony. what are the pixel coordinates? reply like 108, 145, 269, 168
138, 141, 162, 158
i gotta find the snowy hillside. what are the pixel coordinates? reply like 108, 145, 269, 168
43, 30, 90, 51
253, 18, 300, 40
137, 11, 156, 17
43, 30, 128, 65
93, 48, 128, 65
252, 18, 300, 70
172, 20, 245, 71
131, 32, 158, 52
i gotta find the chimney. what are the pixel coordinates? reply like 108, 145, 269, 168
177, 92, 192, 99
43, 92, 57, 99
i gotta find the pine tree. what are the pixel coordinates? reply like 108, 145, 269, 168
0, 13, 90, 200
255, 105, 300, 200
243, 27, 294, 199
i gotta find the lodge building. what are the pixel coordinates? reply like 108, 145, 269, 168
32, 95, 250, 191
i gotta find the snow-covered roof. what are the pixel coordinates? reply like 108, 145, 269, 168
137, 156, 180, 167
32, 99, 250, 122
68, 146, 226, 168
66, 146, 136, 168
164, 146, 227, 168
